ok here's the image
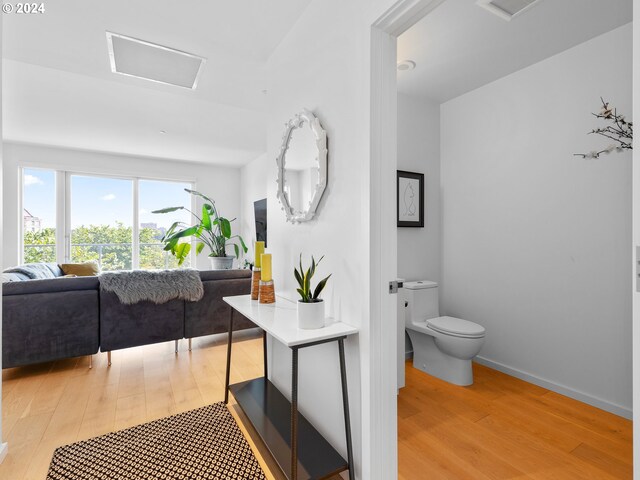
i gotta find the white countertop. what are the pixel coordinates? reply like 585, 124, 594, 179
223, 294, 358, 347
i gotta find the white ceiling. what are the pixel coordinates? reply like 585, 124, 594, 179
397, 0, 632, 103
2, 0, 312, 166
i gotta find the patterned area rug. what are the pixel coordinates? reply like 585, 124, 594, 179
47, 402, 266, 480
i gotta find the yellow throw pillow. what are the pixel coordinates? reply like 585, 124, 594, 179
60, 262, 100, 277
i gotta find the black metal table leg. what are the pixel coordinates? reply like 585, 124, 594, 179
263, 330, 268, 379
338, 338, 355, 480
224, 308, 235, 404
291, 346, 299, 480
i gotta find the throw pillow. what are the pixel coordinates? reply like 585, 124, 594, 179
60, 262, 100, 277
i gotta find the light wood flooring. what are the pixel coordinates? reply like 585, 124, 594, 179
399, 360, 632, 479
0, 330, 632, 480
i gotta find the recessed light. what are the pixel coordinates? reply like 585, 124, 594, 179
159, 130, 167, 135
397, 60, 416, 71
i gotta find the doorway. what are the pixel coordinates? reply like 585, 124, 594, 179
370, 0, 635, 478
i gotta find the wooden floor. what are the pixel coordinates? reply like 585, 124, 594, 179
0, 331, 632, 480
399, 360, 632, 479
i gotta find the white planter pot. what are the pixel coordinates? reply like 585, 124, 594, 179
297, 300, 325, 330
210, 256, 234, 270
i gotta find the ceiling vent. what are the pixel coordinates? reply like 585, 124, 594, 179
106, 32, 206, 89
476, 0, 542, 21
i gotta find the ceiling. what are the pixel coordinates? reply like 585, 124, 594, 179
2, 0, 312, 166
397, 0, 632, 104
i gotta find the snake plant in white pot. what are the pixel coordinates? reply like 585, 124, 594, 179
153, 189, 247, 270
294, 255, 331, 329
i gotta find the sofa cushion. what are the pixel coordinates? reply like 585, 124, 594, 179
2, 289, 99, 368
61, 262, 100, 276
2, 272, 30, 282
4, 262, 63, 280
2, 276, 100, 296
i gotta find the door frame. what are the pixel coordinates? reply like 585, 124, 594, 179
370, 2, 639, 479
367, 1, 446, 478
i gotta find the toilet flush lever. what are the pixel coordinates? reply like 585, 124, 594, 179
388, 280, 403, 294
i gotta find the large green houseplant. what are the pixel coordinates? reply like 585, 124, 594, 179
153, 189, 247, 269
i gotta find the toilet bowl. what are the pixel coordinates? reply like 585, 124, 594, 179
404, 281, 486, 386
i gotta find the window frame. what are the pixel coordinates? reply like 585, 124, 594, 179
19, 165, 196, 269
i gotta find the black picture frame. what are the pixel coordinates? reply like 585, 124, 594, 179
397, 170, 424, 227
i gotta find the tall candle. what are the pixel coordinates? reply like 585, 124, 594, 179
254, 241, 265, 268
261, 253, 272, 282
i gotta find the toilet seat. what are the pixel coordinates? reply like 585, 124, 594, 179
426, 316, 485, 338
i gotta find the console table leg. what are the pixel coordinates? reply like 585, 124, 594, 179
224, 308, 235, 404
89, 355, 92, 369
188, 338, 192, 351
175, 339, 179, 354
338, 339, 355, 480
107, 351, 111, 367
291, 347, 299, 480
263, 330, 268, 379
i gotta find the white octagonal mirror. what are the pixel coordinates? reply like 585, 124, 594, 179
276, 109, 328, 223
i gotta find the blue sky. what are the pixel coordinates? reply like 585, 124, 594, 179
23, 168, 192, 230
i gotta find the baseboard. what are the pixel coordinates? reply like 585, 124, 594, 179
0, 442, 8, 464
405, 351, 413, 360
474, 356, 632, 420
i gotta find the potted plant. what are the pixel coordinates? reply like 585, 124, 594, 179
153, 189, 247, 270
294, 254, 331, 329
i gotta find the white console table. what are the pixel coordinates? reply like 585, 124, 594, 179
223, 294, 358, 480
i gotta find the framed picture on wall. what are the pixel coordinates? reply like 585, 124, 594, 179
397, 170, 424, 227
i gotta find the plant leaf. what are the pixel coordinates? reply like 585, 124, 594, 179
294, 268, 303, 288
201, 204, 211, 229
167, 225, 200, 240
238, 235, 248, 253
152, 206, 184, 214
196, 242, 205, 254
313, 274, 332, 300
184, 189, 216, 207
233, 243, 240, 258
219, 218, 232, 238
296, 288, 308, 302
174, 242, 191, 265
304, 269, 311, 297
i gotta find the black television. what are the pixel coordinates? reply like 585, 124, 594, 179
254, 198, 267, 247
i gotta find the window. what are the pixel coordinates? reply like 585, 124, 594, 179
20, 168, 194, 270
139, 179, 192, 270
22, 168, 56, 263
69, 175, 134, 271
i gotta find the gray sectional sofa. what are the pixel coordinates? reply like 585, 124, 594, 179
2, 264, 253, 369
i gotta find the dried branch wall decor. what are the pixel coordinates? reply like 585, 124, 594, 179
575, 98, 632, 159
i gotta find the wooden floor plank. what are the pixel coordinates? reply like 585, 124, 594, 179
0, 332, 632, 480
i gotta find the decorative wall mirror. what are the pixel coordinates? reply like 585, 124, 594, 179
276, 109, 328, 223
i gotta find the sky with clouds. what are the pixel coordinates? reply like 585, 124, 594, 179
23, 168, 192, 230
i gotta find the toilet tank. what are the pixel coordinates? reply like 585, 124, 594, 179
404, 280, 439, 325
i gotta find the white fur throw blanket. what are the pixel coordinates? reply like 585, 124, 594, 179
99, 269, 204, 305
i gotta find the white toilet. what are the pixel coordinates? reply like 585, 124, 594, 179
404, 280, 486, 386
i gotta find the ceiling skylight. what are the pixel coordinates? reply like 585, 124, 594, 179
106, 32, 206, 89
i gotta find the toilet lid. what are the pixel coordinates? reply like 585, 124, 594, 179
426, 316, 486, 338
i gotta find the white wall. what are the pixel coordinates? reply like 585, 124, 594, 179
397, 93, 441, 362
441, 24, 632, 416
3, 142, 242, 270
253, 0, 402, 478
240, 153, 269, 257
397, 93, 441, 284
